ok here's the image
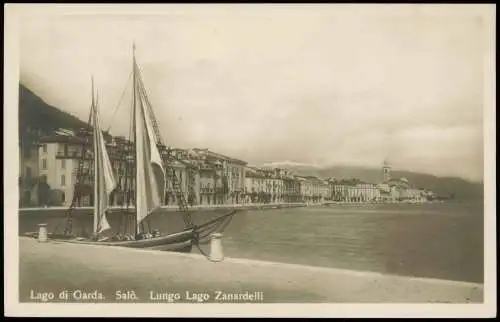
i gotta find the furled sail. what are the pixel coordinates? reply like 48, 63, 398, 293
92, 86, 117, 235
134, 60, 166, 232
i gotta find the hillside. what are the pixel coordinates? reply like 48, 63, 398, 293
19, 84, 90, 136
265, 163, 483, 200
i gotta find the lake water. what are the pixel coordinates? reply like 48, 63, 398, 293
19, 202, 484, 283
201, 202, 484, 283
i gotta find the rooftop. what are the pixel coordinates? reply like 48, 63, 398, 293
192, 148, 247, 165
39, 134, 85, 144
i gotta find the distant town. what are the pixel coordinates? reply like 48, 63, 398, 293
19, 124, 441, 208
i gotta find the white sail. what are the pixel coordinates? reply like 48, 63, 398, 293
92, 87, 117, 235
134, 61, 166, 232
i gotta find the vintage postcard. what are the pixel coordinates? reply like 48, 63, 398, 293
4, 3, 496, 318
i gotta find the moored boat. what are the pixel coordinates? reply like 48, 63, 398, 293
30, 44, 237, 253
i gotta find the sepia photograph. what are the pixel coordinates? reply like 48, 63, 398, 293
4, 3, 496, 318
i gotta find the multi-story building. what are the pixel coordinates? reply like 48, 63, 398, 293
377, 183, 392, 202
328, 179, 349, 201
295, 176, 313, 202
300, 176, 327, 202
23, 128, 436, 208
258, 167, 284, 203
283, 171, 300, 202
244, 167, 301, 204
192, 148, 247, 205
243, 166, 257, 203
327, 179, 381, 202
244, 166, 269, 203
319, 179, 330, 201
271, 172, 285, 203
38, 132, 91, 207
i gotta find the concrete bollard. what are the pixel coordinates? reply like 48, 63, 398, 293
38, 223, 48, 243
209, 233, 224, 262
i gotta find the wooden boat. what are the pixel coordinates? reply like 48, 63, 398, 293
34, 44, 238, 253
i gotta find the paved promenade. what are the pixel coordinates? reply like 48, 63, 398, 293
19, 237, 483, 303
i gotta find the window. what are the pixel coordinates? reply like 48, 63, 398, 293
42, 159, 47, 170
61, 174, 66, 186
61, 159, 66, 169
61, 192, 65, 203
26, 166, 32, 178
42, 144, 47, 153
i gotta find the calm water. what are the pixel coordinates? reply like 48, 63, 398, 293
203, 202, 484, 283
19, 202, 484, 283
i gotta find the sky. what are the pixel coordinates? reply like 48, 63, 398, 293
16, 5, 493, 182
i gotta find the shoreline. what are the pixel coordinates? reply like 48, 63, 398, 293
18, 200, 451, 214
18, 237, 483, 303
18, 202, 306, 213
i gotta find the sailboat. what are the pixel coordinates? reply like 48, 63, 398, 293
37, 45, 238, 253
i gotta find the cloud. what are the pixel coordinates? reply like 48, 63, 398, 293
18, 5, 488, 181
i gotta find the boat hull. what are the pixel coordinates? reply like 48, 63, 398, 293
49, 231, 195, 253
20, 207, 237, 253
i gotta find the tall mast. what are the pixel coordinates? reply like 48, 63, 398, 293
132, 42, 140, 235
91, 75, 99, 235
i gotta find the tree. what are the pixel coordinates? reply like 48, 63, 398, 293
37, 180, 51, 206
49, 189, 65, 206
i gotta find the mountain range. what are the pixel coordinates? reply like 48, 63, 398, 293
19, 83, 484, 200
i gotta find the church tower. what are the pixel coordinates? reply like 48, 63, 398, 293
382, 159, 391, 182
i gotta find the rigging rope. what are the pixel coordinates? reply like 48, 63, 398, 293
131, 60, 239, 259
54, 102, 94, 237
106, 71, 133, 133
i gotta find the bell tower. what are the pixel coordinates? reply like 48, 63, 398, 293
382, 159, 391, 182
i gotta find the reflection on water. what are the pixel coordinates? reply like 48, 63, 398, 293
19, 202, 483, 283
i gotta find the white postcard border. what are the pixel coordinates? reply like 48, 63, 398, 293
4, 3, 496, 318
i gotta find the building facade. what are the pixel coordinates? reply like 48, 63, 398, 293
20, 131, 435, 208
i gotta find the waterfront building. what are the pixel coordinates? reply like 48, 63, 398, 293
319, 180, 330, 201
37, 130, 133, 208
301, 176, 327, 202
276, 170, 286, 203
356, 183, 381, 202
327, 179, 381, 203
243, 166, 257, 203
284, 173, 301, 202
381, 160, 428, 202
163, 159, 190, 206
329, 181, 349, 202
22, 128, 436, 208
377, 183, 392, 202
244, 166, 267, 203
296, 176, 316, 202
33, 129, 247, 208
405, 188, 427, 203
38, 132, 92, 207
259, 167, 288, 203
193, 148, 247, 205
